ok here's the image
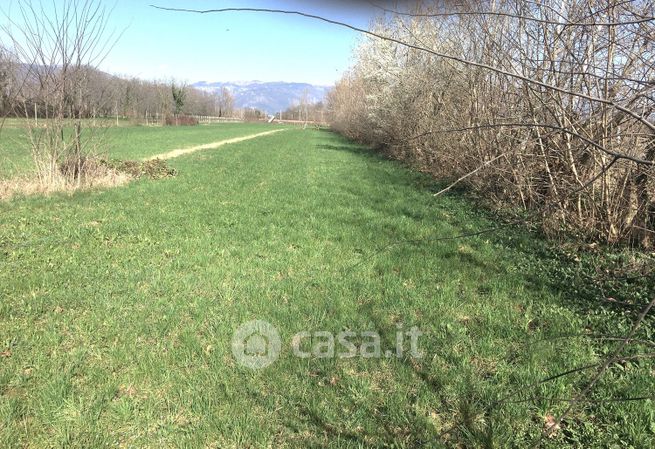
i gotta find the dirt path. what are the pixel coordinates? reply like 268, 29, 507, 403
144, 129, 287, 161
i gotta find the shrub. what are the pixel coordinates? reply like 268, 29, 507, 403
164, 115, 199, 126
328, 1, 655, 248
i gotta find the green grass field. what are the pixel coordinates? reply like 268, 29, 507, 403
0, 122, 281, 179
0, 126, 653, 447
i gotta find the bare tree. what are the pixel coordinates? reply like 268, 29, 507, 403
2, 0, 117, 187
217, 86, 234, 117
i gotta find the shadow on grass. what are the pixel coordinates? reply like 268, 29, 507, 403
311, 130, 655, 447
315, 132, 654, 324
286, 400, 433, 447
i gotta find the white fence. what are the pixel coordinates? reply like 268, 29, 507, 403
191, 115, 244, 124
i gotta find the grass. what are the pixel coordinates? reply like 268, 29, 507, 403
0, 127, 32, 179
0, 121, 282, 179
0, 128, 653, 447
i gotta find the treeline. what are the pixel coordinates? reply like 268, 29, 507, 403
0, 58, 236, 121
277, 101, 327, 123
328, 0, 655, 247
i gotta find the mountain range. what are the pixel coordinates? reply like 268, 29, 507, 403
192, 81, 331, 114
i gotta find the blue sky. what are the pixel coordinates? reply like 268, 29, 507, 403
91, 0, 381, 86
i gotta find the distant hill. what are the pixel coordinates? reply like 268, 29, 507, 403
192, 81, 331, 114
